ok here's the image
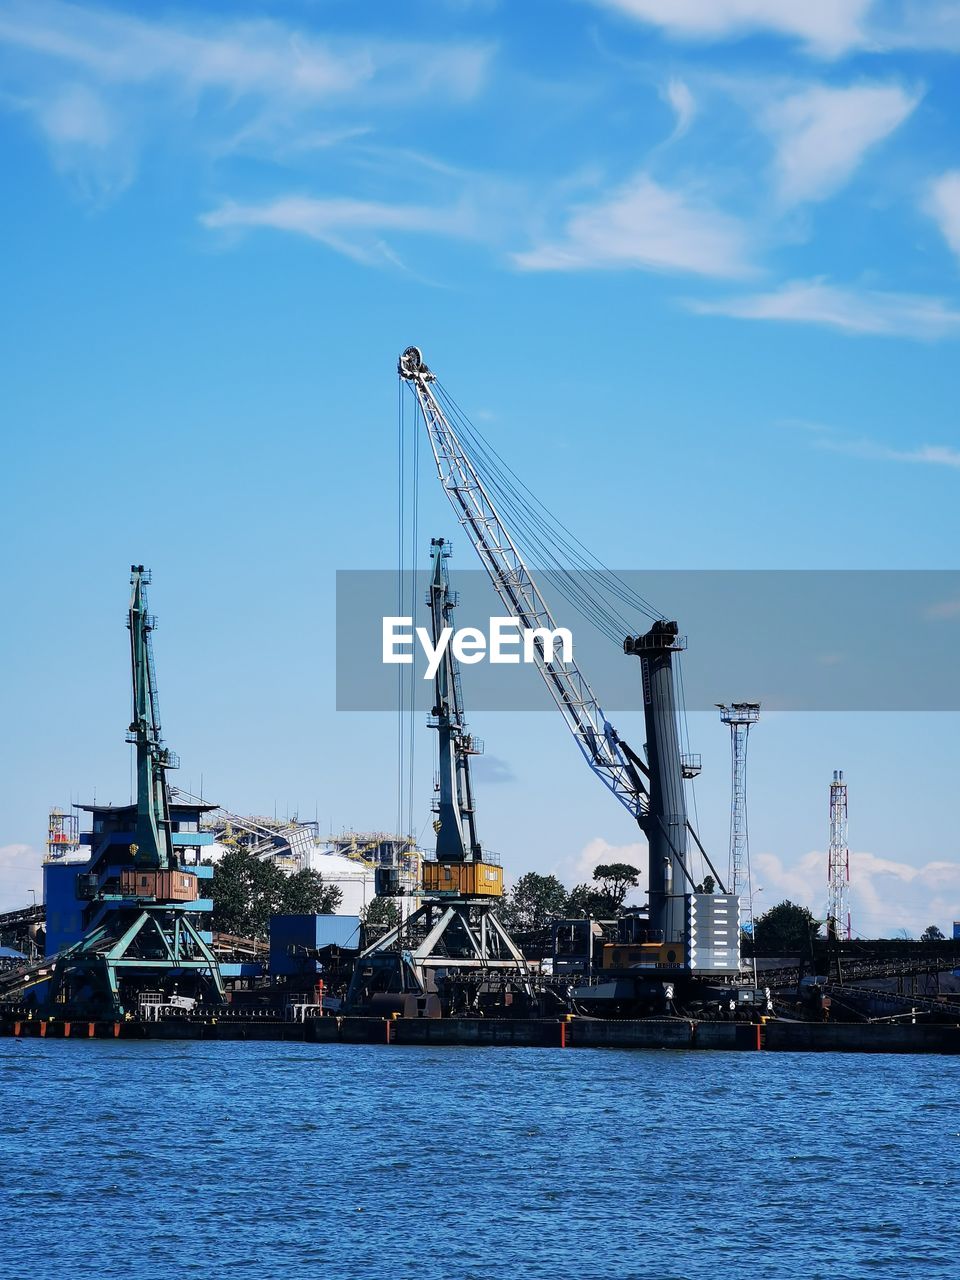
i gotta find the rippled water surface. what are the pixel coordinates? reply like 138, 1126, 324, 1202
1, 1039, 956, 1279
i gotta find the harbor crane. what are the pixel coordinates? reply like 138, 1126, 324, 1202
398, 347, 738, 994
45, 567, 223, 1017
346, 538, 531, 1014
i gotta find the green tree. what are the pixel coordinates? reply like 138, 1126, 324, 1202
281, 868, 342, 916
565, 862, 642, 918
363, 896, 401, 928
499, 872, 569, 933
565, 882, 609, 917
211, 847, 340, 939
752, 900, 821, 953
921, 924, 946, 942
593, 862, 641, 912
696, 875, 716, 894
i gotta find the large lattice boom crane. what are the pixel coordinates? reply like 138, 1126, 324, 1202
399, 347, 742, 968
398, 346, 649, 824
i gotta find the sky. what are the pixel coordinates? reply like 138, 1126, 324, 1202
1, 0, 960, 935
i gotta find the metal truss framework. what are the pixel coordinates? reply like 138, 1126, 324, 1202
350, 898, 532, 1002
718, 702, 760, 933
48, 907, 224, 1016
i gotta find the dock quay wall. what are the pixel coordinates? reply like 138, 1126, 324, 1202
4, 1013, 960, 1053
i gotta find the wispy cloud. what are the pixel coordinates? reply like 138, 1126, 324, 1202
688, 278, 960, 338
926, 170, 960, 263
202, 194, 479, 267
0, 1, 493, 192
471, 754, 517, 784
819, 438, 960, 468
0, 1, 491, 102
514, 172, 754, 278
925, 598, 960, 620
583, 0, 873, 58
10, 79, 133, 200
783, 417, 960, 469
764, 82, 919, 204
869, 1, 960, 53
662, 77, 697, 140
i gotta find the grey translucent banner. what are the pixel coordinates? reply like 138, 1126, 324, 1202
335, 570, 960, 711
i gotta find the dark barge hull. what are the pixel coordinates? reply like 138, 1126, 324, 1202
4, 1013, 960, 1053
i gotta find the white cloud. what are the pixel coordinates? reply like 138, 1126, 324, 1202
0, 1, 491, 104
0, 1, 493, 195
585, 0, 873, 58
201, 194, 478, 266
926, 170, 960, 263
663, 77, 696, 140
0, 844, 43, 915
754, 848, 960, 937
819, 437, 960, 468
788, 421, 960, 469
35, 80, 114, 147
764, 83, 919, 204
869, 1, 960, 53
514, 173, 754, 278
557, 837, 647, 902
925, 598, 960, 620
689, 278, 960, 338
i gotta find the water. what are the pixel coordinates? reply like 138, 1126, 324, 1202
1, 1039, 956, 1280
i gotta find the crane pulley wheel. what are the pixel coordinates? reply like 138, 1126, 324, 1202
399, 346, 426, 379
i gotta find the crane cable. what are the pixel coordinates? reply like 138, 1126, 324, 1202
397, 376, 406, 842
407, 397, 420, 842
397, 381, 424, 844
436, 381, 648, 637
433, 380, 663, 643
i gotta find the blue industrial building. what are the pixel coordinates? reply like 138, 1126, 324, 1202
44, 799, 217, 956
269, 914, 361, 977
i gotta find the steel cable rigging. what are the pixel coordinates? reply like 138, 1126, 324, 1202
432, 380, 663, 646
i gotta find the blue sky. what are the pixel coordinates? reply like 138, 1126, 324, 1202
2, 0, 960, 934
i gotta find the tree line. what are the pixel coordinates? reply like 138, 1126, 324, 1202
209, 845, 341, 939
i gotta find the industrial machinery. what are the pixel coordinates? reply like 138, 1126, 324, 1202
347, 538, 531, 1014
398, 347, 741, 1014
41, 567, 224, 1018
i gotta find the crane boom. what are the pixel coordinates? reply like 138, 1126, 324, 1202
399, 346, 648, 823
127, 564, 178, 870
